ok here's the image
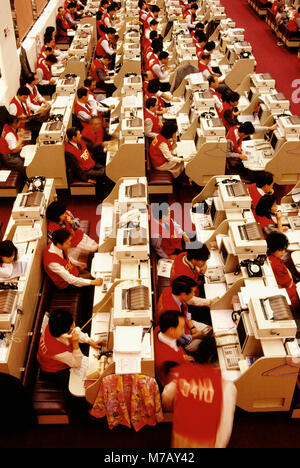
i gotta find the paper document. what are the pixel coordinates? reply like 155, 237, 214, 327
114, 326, 143, 375
157, 258, 173, 278
204, 282, 227, 299
292, 190, 300, 203
0, 171, 10, 182
13, 225, 42, 244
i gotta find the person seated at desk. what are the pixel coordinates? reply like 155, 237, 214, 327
0, 115, 27, 177
99, 0, 109, 15
95, 27, 116, 60
81, 116, 111, 166
83, 78, 115, 115
75, 87, 97, 129
64, 2, 80, 29
198, 54, 214, 80
42, 35, 68, 63
43, 228, 103, 290
208, 75, 223, 113
170, 242, 219, 324
36, 54, 58, 97
25, 74, 49, 111
144, 37, 163, 72
151, 202, 194, 259
287, 7, 300, 34
37, 308, 104, 392
193, 30, 208, 59
142, 19, 159, 48
248, 171, 275, 210
144, 97, 162, 140
90, 54, 116, 98
276, 3, 289, 45
149, 121, 193, 178
154, 310, 195, 388
46, 201, 98, 269
149, 51, 172, 82
156, 276, 216, 363
144, 79, 180, 112
55, 7, 72, 44
9, 87, 33, 121
219, 91, 240, 132
183, 2, 198, 30
0, 240, 21, 280
255, 193, 287, 235
101, 3, 118, 29
266, 231, 300, 312
65, 126, 108, 190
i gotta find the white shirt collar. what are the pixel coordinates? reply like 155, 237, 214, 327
49, 242, 64, 258
158, 332, 179, 351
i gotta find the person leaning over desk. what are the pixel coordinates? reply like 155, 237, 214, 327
0, 114, 27, 177
247, 170, 275, 210
43, 228, 103, 290
37, 309, 104, 392
170, 241, 219, 325
0, 240, 18, 280
255, 193, 288, 236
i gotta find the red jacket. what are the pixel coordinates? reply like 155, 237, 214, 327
268, 254, 299, 307
0, 124, 18, 155
56, 13, 70, 36
65, 141, 95, 171
74, 101, 93, 128
43, 243, 79, 289
37, 60, 52, 82
47, 215, 84, 248
10, 96, 31, 117
172, 363, 223, 447
151, 216, 183, 257
170, 252, 199, 284
287, 13, 300, 32
156, 287, 190, 333
95, 34, 109, 56
248, 183, 263, 209
90, 58, 108, 81
144, 109, 162, 136
149, 134, 172, 168
81, 124, 104, 146
37, 324, 73, 373
154, 326, 187, 387
226, 125, 242, 162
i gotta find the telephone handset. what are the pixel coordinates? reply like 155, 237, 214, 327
119, 208, 140, 226
240, 255, 266, 278
26, 176, 46, 192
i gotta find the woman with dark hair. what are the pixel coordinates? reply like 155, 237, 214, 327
149, 122, 193, 177
46, 201, 98, 269
0, 240, 27, 280
255, 194, 286, 235
266, 232, 299, 311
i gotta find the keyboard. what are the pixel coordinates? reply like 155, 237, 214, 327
222, 344, 243, 370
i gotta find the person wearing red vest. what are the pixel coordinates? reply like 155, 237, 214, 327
9, 87, 32, 120
266, 231, 300, 311
150, 202, 193, 258
46, 201, 98, 269
144, 97, 162, 139
162, 362, 237, 448
219, 91, 240, 132
65, 127, 106, 185
198, 54, 213, 80
36, 54, 58, 97
248, 171, 275, 210
193, 30, 207, 59
25, 74, 48, 110
75, 87, 96, 129
149, 121, 192, 178
43, 228, 102, 290
183, 3, 198, 29
208, 75, 223, 112
95, 28, 116, 58
56, 7, 71, 38
287, 8, 300, 32
90, 55, 116, 97
154, 310, 194, 388
81, 116, 109, 165
37, 309, 104, 391
255, 193, 286, 236
0, 115, 27, 176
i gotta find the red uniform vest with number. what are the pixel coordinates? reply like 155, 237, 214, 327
56, 13, 70, 36
10, 96, 31, 117
37, 324, 73, 373
0, 124, 18, 155
144, 109, 162, 135
149, 134, 172, 168
65, 141, 95, 171
43, 243, 79, 290
90, 58, 108, 81
172, 363, 223, 447
154, 326, 188, 387
74, 101, 93, 128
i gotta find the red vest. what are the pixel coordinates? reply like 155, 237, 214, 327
170, 252, 199, 284
43, 243, 79, 290
248, 183, 263, 209
26, 84, 40, 106
95, 34, 109, 56
37, 61, 52, 82
74, 101, 93, 127
287, 13, 300, 32
149, 57, 161, 79
47, 216, 84, 248
172, 363, 223, 447
149, 134, 172, 169
10, 96, 31, 117
156, 287, 190, 333
56, 13, 70, 36
81, 124, 104, 145
226, 126, 242, 158
101, 12, 112, 28
219, 101, 233, 131
198, 60, 211, 75
90, 58, 108, 81
271, 1, 279, 15
0, 124, 18, 155
154, 326, 187, 387
144, 109, 162, 135
65, 141, 95, 171
268, 254, 299, 307
37, 324, 73, 373
144, 88, 165, 110
151, 216, 183, 256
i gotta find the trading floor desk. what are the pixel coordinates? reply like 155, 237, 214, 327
69, 177, 155, 405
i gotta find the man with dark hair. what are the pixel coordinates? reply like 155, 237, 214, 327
36, 54, 58, 96
75, 87, 95, 128
183, 3, 198, 29
144, 97, 162, 139
43, 228, 103, 290
198, 53, 213, 79
90, 54, 116, 97
9, 87, 32, 119
193, 30, 207, 59
248, 171, 275, 209
0, 115, 27, 177
219, 91, 240, 132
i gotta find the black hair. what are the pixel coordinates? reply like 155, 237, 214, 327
45, 54, 58, 64
66, 126, 80, 141
208, 75, 217, 86
46, 201, 66, 223
147, 78, 160, 93
43, 35, 53, 45
17, 87, 30, 96
152, 38, 163, 54
52, 228, 72, 246
150, 19, 159, 27
255, 194, 276, 219
45, 26, 55, 36
239, 121, 255, 136
107, 27, 116, 35
84, 77, 95, 87
6, 114, 19, 126
191, 3, 199, 9
44, 46, 53, 53
0, 240, 17, 264
204, 41, 215, 52
160, 121, 178, 139
77, 87, 88, 99
186, 241, 210, 262
227, 91, 240, 103
48, 309, 74, 338
96, 11, 103, 20
25, 74, 36, 84
67, 2, 77, 8
266, 231, 288, 255
201, 53, 211, 61
149, 30, 158, 40
195, 22, 205, 29
256, 171, 274, 189
101, 0, 109, 5
151, 5, 161, 13
146, 97, 157, 109
152, 202, 169, 220
159, 310, 185, 333
107, 4, 116, 12
158, 51, 169, 60
172, 275, 198, 296
194, 30, 207, 43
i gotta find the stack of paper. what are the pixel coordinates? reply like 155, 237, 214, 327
113, 326, 143, 374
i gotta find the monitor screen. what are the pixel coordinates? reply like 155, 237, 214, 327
194, 131, 199, 149
210, 199, 216, 224
248, 89, 253, 102
258, 105, 263, 121
220, 241, 228, 265
236, 313, 247, 353
270, 132, 278, 150
227, 50, 231, 62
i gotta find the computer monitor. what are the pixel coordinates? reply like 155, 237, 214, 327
237, 312, 263, 356
258, 105, 263, 121
219, 237, 238, 273
210, 199, 216, 225
270, 132, 278, 151
248, 89, 253, 103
